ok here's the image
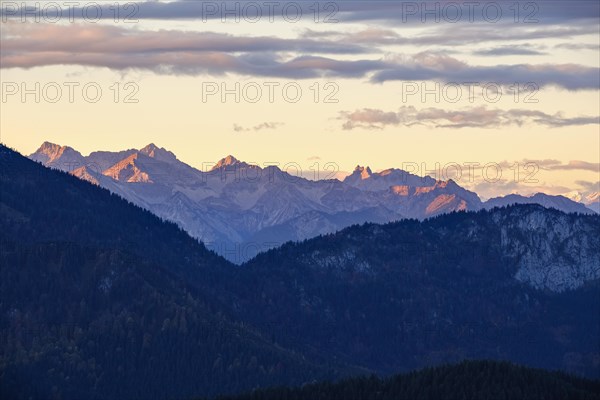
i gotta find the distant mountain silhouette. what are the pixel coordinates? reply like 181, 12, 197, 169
29, 142, 596, 262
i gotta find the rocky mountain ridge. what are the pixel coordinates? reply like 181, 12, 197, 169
29, 142, 597, 262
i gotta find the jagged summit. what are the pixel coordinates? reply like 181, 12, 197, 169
30, 141, 84, 166
35, 141, 67, 156
38, 141, 60, 150
212, 155, 250, 170
138, 143, 178, 163
140, 143, 159, 153
352, 165, 372, 179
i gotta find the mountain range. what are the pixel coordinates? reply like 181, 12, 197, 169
2, 144, 599, 399
29, 142, 598, 262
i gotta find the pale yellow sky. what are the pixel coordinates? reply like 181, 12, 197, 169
1, 2, 599, 199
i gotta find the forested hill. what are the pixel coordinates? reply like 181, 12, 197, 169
231, 204, 600, 376
212, 360, 600, 400
0, 144, 344, 400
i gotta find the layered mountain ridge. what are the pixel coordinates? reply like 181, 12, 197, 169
29, 142, 597, 262
2, 144, 599, 399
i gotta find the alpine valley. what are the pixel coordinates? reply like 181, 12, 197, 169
1, 144, 599, 400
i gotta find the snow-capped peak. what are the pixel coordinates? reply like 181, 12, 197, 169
562, 191, 584, 203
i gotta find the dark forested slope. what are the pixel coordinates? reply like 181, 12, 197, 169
232, 206, 600, 377
0, 145, 342, 400
1, 144, 599, 400
212, 360, 600, 400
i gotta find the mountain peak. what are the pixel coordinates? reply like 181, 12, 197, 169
140, 143, 159, 152
35, 141, 66, 155
138, 143, 178, 162
212, 155, 248, 170
31, 141, 83, 166
352, 165, 372, 179
38, 141, 60, 150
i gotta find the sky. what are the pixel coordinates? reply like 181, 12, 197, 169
1, 0, 599, 199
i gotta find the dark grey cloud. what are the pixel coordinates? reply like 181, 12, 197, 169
1, 24, 368, 55
575, 180, 600, 191
339, 106, 600, 130
0, 24, 385, 78
4, 0, 596, 25
555, 43, 600, 51
2, 25, 598, 89
473, 46, 546, 56
335, 0, 600, 25
371, 53, 600, 90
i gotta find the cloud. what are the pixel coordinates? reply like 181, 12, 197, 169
339, 106, 600, 130
339, 109, 401, 130
495, 159, 599, 173
302, 25, 597, 47
4, 1, 596, 25
233, 122, 283, 132
575, 180, 600, 193
554, 161, 600, 172
495, 159, 599, 174
0, 23, 388, 78
336, 1, 600, 25
0, 23, 368, 55
371, 52, 600, 90
469, 179, 573, 201
555, 43, 600, 51
2, 24, 598, 90
396, 158, 598, 200
473, 46, 546, 56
